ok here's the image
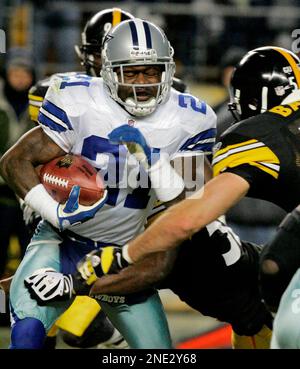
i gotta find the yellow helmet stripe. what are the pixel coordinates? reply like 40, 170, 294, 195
112, 8, 122, 26
273, 47, 300, 88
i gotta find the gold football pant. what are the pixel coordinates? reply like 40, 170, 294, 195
232, 325, 272, 349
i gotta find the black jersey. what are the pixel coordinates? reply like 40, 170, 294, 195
158, 221, 272, 335
213, 100, 300, 212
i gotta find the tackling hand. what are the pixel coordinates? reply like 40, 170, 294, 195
76, 246, 129, 282
24, 247, 129, 305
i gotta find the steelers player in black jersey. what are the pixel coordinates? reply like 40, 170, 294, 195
212, 47, 300, 317
78, 217, 273, 349
212, 46, 300, 349
62, 46, 300, 348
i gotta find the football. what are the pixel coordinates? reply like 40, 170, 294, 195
39, 154, 105, 205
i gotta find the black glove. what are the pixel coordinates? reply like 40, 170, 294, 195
75, 246, 128, 281
24, 247, 129, 305
72, 246, 129, 295
24, 268, 75, 306
97, 246, 129, 274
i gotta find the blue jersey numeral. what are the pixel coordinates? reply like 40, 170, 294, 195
82, 135, 152, 209
82, 135, 127, 185
178, 94, 207, 114
124, 171, 152, 209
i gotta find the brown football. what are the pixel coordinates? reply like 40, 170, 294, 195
39, 154, 105, 205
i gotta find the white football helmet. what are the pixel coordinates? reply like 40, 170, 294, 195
101, 18, 175, 116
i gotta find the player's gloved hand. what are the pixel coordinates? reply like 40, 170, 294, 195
108, 125, 157, 169
24, 267, 94, 305
71, 246, 130, 295
76, 246, 129, 281
24, 268, 75, 306
108, 125, 184, 203
99, 246, 130, 274
57, 185, 108, 231
74, 246, 129, 289
24, 247, 130, 305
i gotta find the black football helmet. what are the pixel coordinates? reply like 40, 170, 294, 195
228, 46, 300, 121
75, 8, 134, 76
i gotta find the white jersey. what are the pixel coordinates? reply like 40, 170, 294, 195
38, 74, 216, 244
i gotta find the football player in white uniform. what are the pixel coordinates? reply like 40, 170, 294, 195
0, 19, 216, 348
3, 7, 135, 350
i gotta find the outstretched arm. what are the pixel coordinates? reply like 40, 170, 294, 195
89, 250, 177, 296
126, 172, 250, 263
24, 248, 178, 304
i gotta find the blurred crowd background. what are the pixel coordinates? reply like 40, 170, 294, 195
1, 0, 300, 134
0, 0, 293, 310
2, 0, 300, 80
